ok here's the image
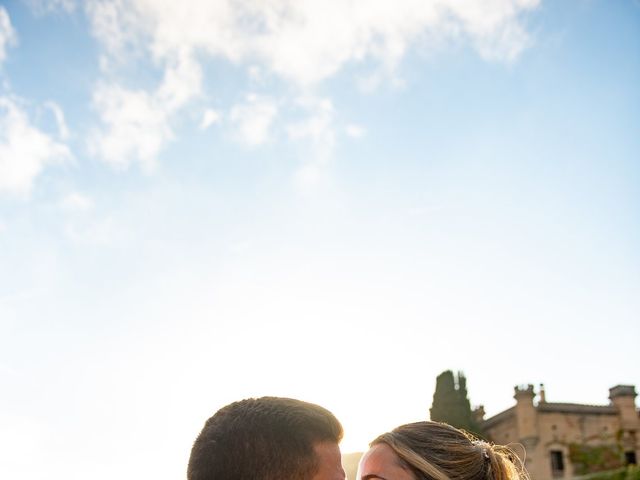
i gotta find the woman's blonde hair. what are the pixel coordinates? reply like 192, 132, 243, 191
371, 421, 529, 480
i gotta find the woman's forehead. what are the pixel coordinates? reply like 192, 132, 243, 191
358, 444, 415, 480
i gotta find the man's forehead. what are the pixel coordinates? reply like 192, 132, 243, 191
314, 441, 341, 456
312, 442, 345, 480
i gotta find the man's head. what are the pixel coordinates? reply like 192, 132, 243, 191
187, 396, 345, 480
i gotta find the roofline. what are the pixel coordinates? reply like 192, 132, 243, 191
537, 402, 617, 415
482, 403, 619, 429
482, 406, 516, 429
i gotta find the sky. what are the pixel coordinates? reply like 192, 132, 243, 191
0, 0, 639, 478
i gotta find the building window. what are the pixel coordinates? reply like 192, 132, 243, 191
625, 451, 637, 466
550, 450, 565, 477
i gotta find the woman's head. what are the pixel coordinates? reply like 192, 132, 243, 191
358, 421, 528, 480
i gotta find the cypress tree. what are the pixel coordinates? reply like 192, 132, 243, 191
429, 370, 483, 436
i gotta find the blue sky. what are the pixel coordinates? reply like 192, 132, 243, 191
1, 1, 639, 479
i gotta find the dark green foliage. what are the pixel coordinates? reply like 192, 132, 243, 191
575, 466, 640, 480
429, 370, 483, 437
570, 444, 624, 476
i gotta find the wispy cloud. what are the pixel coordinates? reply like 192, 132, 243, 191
287, 97, 336, 190
44, 101, 70, 141
60, 192, 93, 212
199, 108, 221, 130
0, 6, 17, 67
230, 94, 278, 147
0, 97, 71, 196
25, 0, 77, 16
345, 124, 366, 139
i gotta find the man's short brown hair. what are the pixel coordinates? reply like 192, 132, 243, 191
187, 396, 343, 480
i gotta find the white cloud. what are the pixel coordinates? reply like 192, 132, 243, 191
86, 0, 142, 69
89, 83, 171, 171
230, 94, 278, 146
85, 0, 540, 87
156, 51, 202, 112
44, 101, 70, 140
199, 108, 221, 130
89, 37, 202, 169
287, 97, 336, 190
0, 7, 17, 67
0, 97, 71, 196
60, 192, 93, 212
345, 124, 366, 139
0, 12, 72, 198
83, 0, 540, 169
447, 0, 538, 62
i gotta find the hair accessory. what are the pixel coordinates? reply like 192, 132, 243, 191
472, 440, 490, 460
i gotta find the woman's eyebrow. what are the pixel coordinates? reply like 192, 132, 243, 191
361, 475, 389, 480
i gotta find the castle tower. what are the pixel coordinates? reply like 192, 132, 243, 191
609, 385, 639, 429
610, 385, 639, 464
514, 384, 539, 445
473, 405, 486, 424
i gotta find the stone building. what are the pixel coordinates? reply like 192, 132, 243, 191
479, 384, 639, 480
